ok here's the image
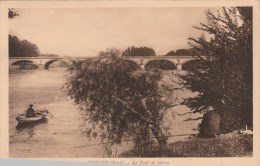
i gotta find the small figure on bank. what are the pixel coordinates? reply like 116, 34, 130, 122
26, 104, 36, 118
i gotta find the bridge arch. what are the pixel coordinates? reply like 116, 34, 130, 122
182, 59, 207, 71
44, 59, 71, 69
11, 60, 39, 70
121, 60, 140, 70
145, 59, 176, 70
11, 60, 34, 65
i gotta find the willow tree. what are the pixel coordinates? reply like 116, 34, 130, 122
65, 49, 176, 151
181, 7, 253, 132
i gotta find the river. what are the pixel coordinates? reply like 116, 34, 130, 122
9, 69, 201, 158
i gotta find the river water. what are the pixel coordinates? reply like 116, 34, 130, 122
9, 69, 201, 158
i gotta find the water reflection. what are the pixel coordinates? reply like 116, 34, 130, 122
16, 118, 49, 131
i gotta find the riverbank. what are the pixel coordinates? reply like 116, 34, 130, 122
119, 133, 253, 157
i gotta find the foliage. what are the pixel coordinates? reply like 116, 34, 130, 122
122, 46, 156, 56
9, 35, 40, 57
9, 9, 40, 57
180, 7, 253, 132
165, 50, 175, 56
8, 8, 19, 19
165, 48, 201, 56
119, 134, 253, 157
65, 49, 176, 148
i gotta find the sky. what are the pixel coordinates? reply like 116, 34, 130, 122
9, 8, 215, 57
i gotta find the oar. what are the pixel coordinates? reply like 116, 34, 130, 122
43, 108, 54, 117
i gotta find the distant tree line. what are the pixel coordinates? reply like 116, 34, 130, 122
122, 46, 201, 57
165, 48, 201, 56
122, 46, 156, 56
9, 35, 40, 57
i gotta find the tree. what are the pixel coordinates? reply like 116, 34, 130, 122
180, 7, 252, 133
165, 50, 175, 56
8, 9, 40, 57
9, 35, 40, 57
122, 46, 156, 56
8, 8, 19, 19
165, 48, 201, 56
65, 49, 176, 150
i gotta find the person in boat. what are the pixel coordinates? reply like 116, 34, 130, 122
26, 104, 36, 118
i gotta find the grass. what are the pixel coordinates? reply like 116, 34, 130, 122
119, 134, 253, 157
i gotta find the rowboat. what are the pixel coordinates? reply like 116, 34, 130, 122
16, 109, 52, 125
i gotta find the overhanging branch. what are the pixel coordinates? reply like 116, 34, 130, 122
111, 96, 153, 125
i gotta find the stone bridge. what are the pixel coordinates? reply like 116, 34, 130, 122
9, 57, 94, 70
122, 56, 198, 70
9, 55, 202, 70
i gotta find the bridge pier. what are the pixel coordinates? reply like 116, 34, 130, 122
176, 63, 182, 70
38, 64, 46, 70
140, 64, 145, 70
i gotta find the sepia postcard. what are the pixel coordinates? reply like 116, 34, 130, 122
0, 1, 260, 166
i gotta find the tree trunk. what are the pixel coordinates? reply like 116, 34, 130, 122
150, 123, 167, 147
